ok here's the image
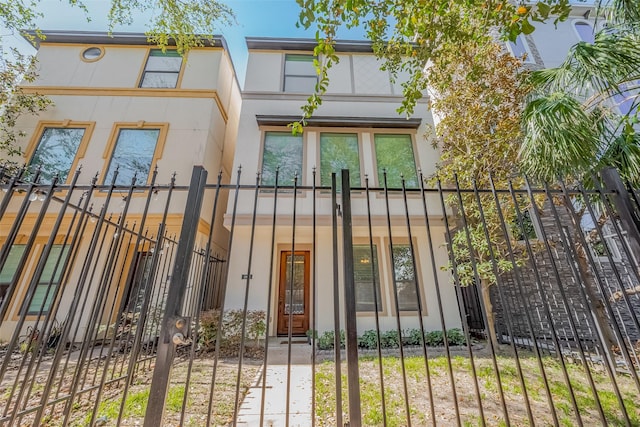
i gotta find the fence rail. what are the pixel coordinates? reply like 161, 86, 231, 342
0, 164, 639, 426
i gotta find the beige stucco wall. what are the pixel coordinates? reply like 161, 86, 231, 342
0, 39, 240, 341
223, 224, 460, 336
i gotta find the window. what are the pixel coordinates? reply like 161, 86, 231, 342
104, 128, 161, 185
320, 133, 360, 189
612, 82, 638, 116
507, 35, 535, 64
391, 245, 419, 311
28, 127, 86, 184
81, 47, 104, 62
574, 21, 595, 43
284, 54, 317, 93
374, 134, 419, 188
139, 49, 183, 88
24, 245, 70, 315
0, 245, 27, 307
261, 131, 303, 186
353, 245, 382, 312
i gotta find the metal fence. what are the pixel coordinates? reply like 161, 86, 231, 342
0, 164, 639, 426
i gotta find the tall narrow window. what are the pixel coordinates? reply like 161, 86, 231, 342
374, 134, 419, 188
507, 35, 534, 64
105, 128, 161, 185
28, 128, 86, 184
353, 245, 382, 312
0, 245, 27, 306
261, 132, 303, 186
139, 49, 183, 88
392, 245, 419, 311
574, 21, 595, 43
25, 245, 70, 315
283, 54, 317, 93
320, 133, 360, 189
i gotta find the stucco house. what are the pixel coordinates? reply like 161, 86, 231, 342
0, 31, 240, 341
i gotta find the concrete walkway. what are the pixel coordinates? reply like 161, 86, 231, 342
236, 339, 313, 427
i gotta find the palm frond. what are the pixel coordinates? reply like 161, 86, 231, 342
597, 124, 640, 185
520, 92, 603, 182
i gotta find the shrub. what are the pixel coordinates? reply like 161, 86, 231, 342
447, 328, 466, 346
380, 330, 400, 348
198, 309, 266, 357
358, 330, 379, 349
404, 328, 424, 346
317, 330, 345, 350
425, 330, 445, 346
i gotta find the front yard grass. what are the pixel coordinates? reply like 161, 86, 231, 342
315, 349, 639, 426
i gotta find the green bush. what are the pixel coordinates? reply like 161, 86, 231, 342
446, 328, 466, 346
317, 330, 345, 350
425, 330, 445, 346
380, 330, 400, 348
198, 309, 266, 357
358, 330, 379, 349
404, 328, 423, 346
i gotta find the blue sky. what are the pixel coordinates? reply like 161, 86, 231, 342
3, 0, 366, 85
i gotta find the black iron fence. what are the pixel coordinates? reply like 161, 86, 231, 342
0, 164, 638, 426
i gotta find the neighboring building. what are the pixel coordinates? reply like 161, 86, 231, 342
0, 31, 241, 340
222, 37, 461, 337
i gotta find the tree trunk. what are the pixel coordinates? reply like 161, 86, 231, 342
480, 280, 499, 350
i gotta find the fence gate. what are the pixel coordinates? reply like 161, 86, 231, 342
1, 164, 639, 426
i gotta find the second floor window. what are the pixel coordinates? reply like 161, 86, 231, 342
283, 54, 317, 93
374, 134, 419, 188
320, 133, 360, 189
28, 127, 86, 184
139, 49, 183, 88
105, 128, 161, 185
261, 131, 303, 186
507, 35, 534, 64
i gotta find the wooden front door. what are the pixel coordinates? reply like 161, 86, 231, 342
277, 251, 310, 336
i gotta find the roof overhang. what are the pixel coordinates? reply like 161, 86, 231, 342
256, 115, 422, 129
246, 37, 376, 53
23, 30, 227, 51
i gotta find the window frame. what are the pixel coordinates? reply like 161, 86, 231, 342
372, 132, 420, 189
383, 237, 427, 315
21, 244, 71, 316
572, 19, 596, 43
282, 53, 318, 93
352, 239, 386, 315
506, 34, 535, 64
137, 48, 186, 89
24, 121, 96, 185
258, 128, 306, 188
101, 122, 169, 186
318, 132, 363, 189
80, 46, 105, 63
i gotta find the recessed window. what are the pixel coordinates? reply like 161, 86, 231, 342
320, 133, 360, 189
354, 245, 382, 312
507, 35, 535, 64
28, 127, 86, 184
260, 131, 303, 186
392, 245, 419, 311
374, 134, 419, 188
24, 245, 70, 315
0, 245, 27, 307
82, 47, 103, 61
139, 49, 183, 88
574, 21, 595, 43
284, 54, 317, 93
105, 128, 161, 185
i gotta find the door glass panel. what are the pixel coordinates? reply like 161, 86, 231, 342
284, 254, 305, 315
